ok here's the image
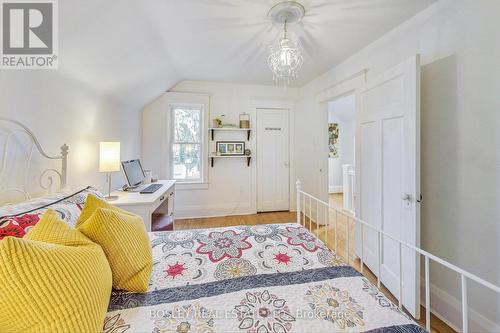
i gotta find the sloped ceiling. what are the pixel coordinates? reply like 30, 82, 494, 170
59, 0, 436, 109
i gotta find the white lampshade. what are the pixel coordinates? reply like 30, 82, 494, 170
99, 142, 121, 173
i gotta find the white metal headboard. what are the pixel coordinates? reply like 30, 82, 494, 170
0, 117, 68, 205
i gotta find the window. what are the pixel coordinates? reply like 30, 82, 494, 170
171, 106, 204, 183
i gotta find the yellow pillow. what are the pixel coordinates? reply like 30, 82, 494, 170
76, 194, 135, 227
0, 209, 112, 333
78, 207, 152, 292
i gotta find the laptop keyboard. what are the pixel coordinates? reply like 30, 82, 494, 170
140, 184, 162, 194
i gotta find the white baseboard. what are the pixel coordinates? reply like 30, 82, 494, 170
175, 202, 255, 219
329, 185, 343, 193
420, 281, 500, 332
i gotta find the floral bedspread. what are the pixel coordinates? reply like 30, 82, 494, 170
0, 187, 101, 239
104, 223, 425, 333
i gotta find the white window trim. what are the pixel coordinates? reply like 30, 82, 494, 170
167, 96, 209, 190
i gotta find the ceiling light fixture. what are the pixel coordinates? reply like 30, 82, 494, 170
267, 1, 305, 86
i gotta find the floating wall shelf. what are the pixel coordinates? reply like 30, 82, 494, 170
209, 155, 251, 167
209, 128, 251, 141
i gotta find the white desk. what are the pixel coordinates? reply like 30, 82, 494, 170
110, 180, 176, 231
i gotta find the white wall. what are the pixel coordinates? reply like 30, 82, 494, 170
328, 94, 355, 193
0, 71, 141, 193
142, 80, 298, 219
296, 0, 500, 330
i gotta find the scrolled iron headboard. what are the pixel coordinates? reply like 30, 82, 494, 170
0, 117, 68, 205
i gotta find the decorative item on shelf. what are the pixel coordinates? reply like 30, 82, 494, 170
244, 148, 251, 156
216, 141, 245, 156
239, 113, 250, 129
222, 123, 237, 128
212, 115, 224, 128
99, 142, 120, 201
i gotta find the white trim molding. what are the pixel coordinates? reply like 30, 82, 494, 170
315, 69, 369, 98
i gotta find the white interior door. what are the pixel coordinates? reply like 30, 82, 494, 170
257, 108, 290, 212
355, 56, 421, 318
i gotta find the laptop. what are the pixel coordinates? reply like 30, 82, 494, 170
121, 159, 161, 193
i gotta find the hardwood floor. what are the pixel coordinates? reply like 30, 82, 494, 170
175, 193, 454, 333
175, 210, 296, 230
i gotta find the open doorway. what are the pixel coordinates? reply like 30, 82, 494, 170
327, 93, 356, 215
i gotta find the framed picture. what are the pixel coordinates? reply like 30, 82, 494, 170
216, 141, 245, 156
328, 123, 339, 158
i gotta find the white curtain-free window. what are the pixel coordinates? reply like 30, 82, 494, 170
170, 106, 204, 183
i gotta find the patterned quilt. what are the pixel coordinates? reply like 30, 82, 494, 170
104, 224, 425, 333
0, 187, 102, 239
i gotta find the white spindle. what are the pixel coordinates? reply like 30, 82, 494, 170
377, 232, 381, 288
316, 200, 319, 236
324, 204, 328, 246
346, 216, 350, 264
462, 275, 468, 333
398, 242, 403, 309
309, 196, 312, 231
360, 224, 364, 274
296, 181, 301, 224
425, 256, 430, 331
302, 192, 305, 226
334, 211, 338, 252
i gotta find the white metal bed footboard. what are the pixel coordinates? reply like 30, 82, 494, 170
295, 181, 500, 333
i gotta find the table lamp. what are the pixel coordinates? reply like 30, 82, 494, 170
99, 141, 120, 201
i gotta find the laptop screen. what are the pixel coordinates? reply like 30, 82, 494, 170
121, 159, 145, 186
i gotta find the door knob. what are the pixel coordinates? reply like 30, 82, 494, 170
284, 162, 290, 167
402, 193, 411, 201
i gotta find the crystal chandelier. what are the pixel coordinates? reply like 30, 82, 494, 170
267, 1, 305, 86
267, 20, 303, 85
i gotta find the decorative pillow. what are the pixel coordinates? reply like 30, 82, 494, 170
78, 206, 152, 292
0, 187, 102, 240
76, 193, 135, 227
0, 209, 112, 332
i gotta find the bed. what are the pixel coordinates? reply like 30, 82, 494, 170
2, 195, 423, 333
0, 118, 425, 332
1, 191, 423, 333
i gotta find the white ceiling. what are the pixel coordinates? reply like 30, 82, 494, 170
59, 0, 436, 109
